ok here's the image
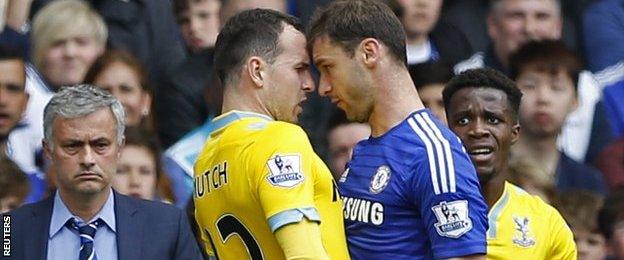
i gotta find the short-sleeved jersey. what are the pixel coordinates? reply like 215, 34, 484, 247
339, 109, 488, 259
487, 182, 577, 259
193, 111, 349, 260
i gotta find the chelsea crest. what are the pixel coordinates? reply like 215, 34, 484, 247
369, 165, 391, 194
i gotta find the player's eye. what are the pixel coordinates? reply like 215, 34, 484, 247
457, 117, 470, 125
487, 117, 500, 124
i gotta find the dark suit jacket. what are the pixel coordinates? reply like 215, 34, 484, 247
1, 191, 203, 259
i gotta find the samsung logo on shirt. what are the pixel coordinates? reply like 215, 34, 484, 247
342, 196, 384, 225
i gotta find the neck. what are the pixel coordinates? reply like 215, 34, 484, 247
406, 33, 428, 46
0, 138, 7, 156
481, 170, 508, 209
221, 86, 272, 119
368, 65, 425, 137
59, 188, 111, 222
493, 45, 510, 69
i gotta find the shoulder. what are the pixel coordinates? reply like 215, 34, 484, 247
2, 197, 53, 230
263, 121, 307, 137
251, 121, 311, 146
508, 184, 559, 216
116, 193, 184, 220
453, 52, 484, 74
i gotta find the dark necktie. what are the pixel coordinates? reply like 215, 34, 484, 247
66, 218, 102, 260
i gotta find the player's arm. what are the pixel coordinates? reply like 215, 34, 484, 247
409, 131, 488, 259
252, 124, 331, 259
274, 218, 329, 260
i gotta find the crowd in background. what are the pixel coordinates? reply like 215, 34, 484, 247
0, 0, 623, 259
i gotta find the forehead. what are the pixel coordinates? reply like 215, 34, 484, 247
0, 60, 25, 83
52, 108, 118, 140
312, 36, 346, 62
448, 87, 510, 111
498, 0, 559, 13
275, 25, 307, 60
517, 65, 573, 81
189, 0, 221, 10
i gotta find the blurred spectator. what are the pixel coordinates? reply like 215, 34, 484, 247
451, 0, 611, 165
595, 137, 624, 191
0, 156, 30, 213
30, 0, 106, 90
10, 0, 106, 174
84, 50, 154, 131
508, 158, 556, 203
598, 188, 624, 260
454, 0, 562, 75
30, 0, 188, 91
440, 0, 489, 53
113, 127, 175, 204
325, 109, 370, 180
583, 0, 624, 139
163, 75, 222, 208
157, 0, 285, 148
393, 0, 472, 65
583, 0, 624, 73
220, 0, 286, 22
174, 0, 222, 53
557, 190, 607, 260
510, 40, 607, 196
408, 62, 453, 123
0, 0, 33, 58
0, 45, 46, 203
156, 50, 214, 148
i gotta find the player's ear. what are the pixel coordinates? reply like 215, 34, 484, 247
359, 38, 381, 68
247, 56, 266, 88
511, 122, 520, 145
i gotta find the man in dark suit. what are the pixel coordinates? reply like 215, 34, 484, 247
1, 84, 202, 260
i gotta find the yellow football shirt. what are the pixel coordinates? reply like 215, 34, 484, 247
486, 182, 577, 259
193, 111, 349, 260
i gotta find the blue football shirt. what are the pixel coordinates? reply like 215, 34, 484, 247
338, 109, 488, 259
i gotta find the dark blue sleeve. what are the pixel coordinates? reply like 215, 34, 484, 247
162, 155, 194, 209
410, 133, 488, 259
583, 0, 624, 72
0, 27, 30, 60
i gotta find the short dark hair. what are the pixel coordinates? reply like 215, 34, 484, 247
84, 50, 150, 92
173, 0, 224, 20
214, 8, 302, 86
307, 0, 407, 66
409, 62, 454, 90
173, 0, 190, 19
490, 0, 561, 16
599, 188, 624, 240
123, 127, 175, 203
0, 45, 24, 62
443, 68, 523, 121
379, 0, 404, 19
0, 156, 29, 202
556, 189, 603, 233
510, 40, 583, 91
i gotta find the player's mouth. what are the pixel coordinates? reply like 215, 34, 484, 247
76, 171, 102, 181
0, 112, 13, 127
532, 111, 552, 125
467, 145, 495, 164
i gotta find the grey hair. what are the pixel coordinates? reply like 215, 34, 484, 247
43, 84, 125, 147
490, 0, 561, 17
